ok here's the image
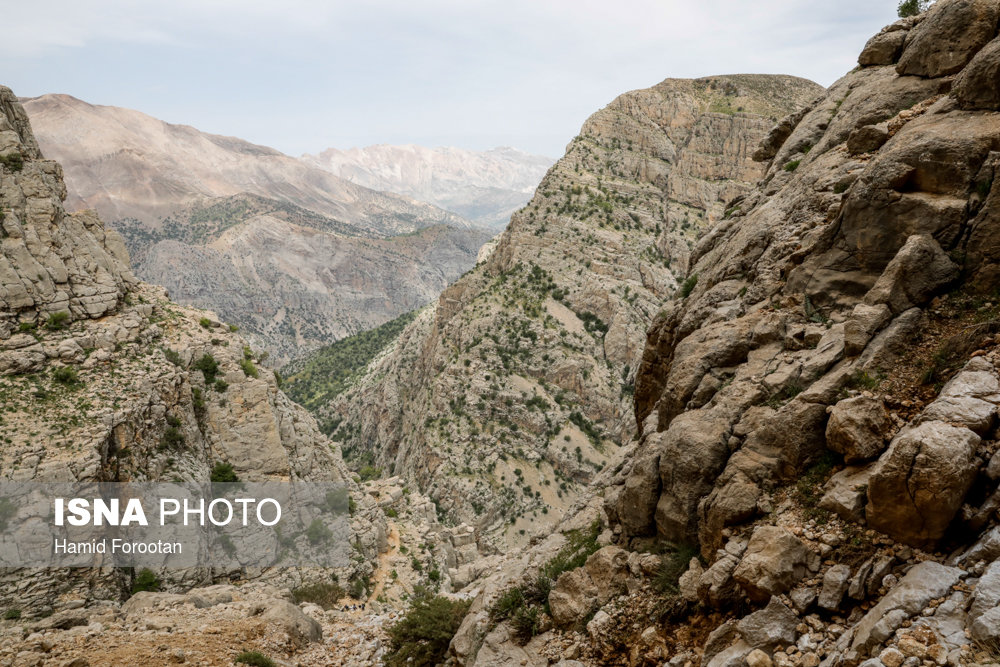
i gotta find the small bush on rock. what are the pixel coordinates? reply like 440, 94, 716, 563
386, 589, 471, 667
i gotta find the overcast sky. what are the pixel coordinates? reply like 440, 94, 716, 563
2, 1, 900, 158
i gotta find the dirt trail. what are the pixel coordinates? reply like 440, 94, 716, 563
368, 521, 400, 602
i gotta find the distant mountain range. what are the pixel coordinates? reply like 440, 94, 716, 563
21, 94, 545, 362
303, 144, 554, 229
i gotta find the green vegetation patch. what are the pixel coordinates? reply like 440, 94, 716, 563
385, 588, 471, 667
284, 310, 418, 416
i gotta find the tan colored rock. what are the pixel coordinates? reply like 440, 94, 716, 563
548, 546, 631, 627
896, 0, 1000, 78
954, 36, 1000, 110
863, 235, 959, 315
858, 21, 911, 67
819, 465, 873, 523
733, 526, 819, 602
844, 303, 892, 356
745, 649, 773, 667
867, 421, 980, 547
826, 396, 891, 463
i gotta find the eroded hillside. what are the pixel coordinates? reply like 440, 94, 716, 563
306, 74, 822, 550
448, 3, 1000, 666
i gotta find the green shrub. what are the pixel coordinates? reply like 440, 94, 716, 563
3, 608, 21, 620
784, 159, 801, 172
210, 462, 239, 483
306, 518, 333, 544
358, 464, 382, 482
192, 387, 206, 421
509, 605, 542, 643
291, 581, 346, 610
385, 590, 472, 667
653, 544, 699, 594
489, 587, 525, 623
198, 317, 212, 329
132, 568, 161, 594
193, 353, 219, 383
240, 358, 259, 378
273, 370, 283, 388
214, 379, 229, 392
234, 651, 276, 667
17, 322, 36, 333
680, 274, 698, 299
0, 153, 24, 172
164, 348, 183, 366
45, 311, 70, 331
161, 426, 184, 449
52, 366, 80, 385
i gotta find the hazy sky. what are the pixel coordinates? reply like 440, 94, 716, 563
2, 1, 900, 158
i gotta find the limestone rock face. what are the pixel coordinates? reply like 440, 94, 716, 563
0, 87, 388, 615
318, 74, 820, 550
617, 0, 1000, 560
862, 235, 959, 315
0, 86, 134, 336
954, 36, 1000, 110
547, 546, 633, 627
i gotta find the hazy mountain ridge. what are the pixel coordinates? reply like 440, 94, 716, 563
21, 95, 494, 361
303, 144, 554, 229
21, 93, 470, 235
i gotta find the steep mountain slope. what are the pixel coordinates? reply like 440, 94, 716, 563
447, 3, 1000, 665
122, 192, 490, 365
303, 144, 554, 229
305, 74, 822, 549
21, 93, 469, 235
22, 95, 491, 362
1, 85, 492, 665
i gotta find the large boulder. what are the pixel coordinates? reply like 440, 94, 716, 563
826, 396, 891, 463
863, 235, 959, 315
736, 597, 800, 649
733, 526, 819, 602
249, 599, 322, 645
896, 0, 1000, 78
867, 421, 980, 547
954, 36, 1000, 109
858, 22, 911, 67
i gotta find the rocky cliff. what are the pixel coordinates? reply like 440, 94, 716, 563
21, 94, 489, 363
0, 81, 392, 619
446, 2, 1000, 666
303, 144, 554, 230
309, 74, 821, 552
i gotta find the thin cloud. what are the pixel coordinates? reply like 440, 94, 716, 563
1, 1, 900, 156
